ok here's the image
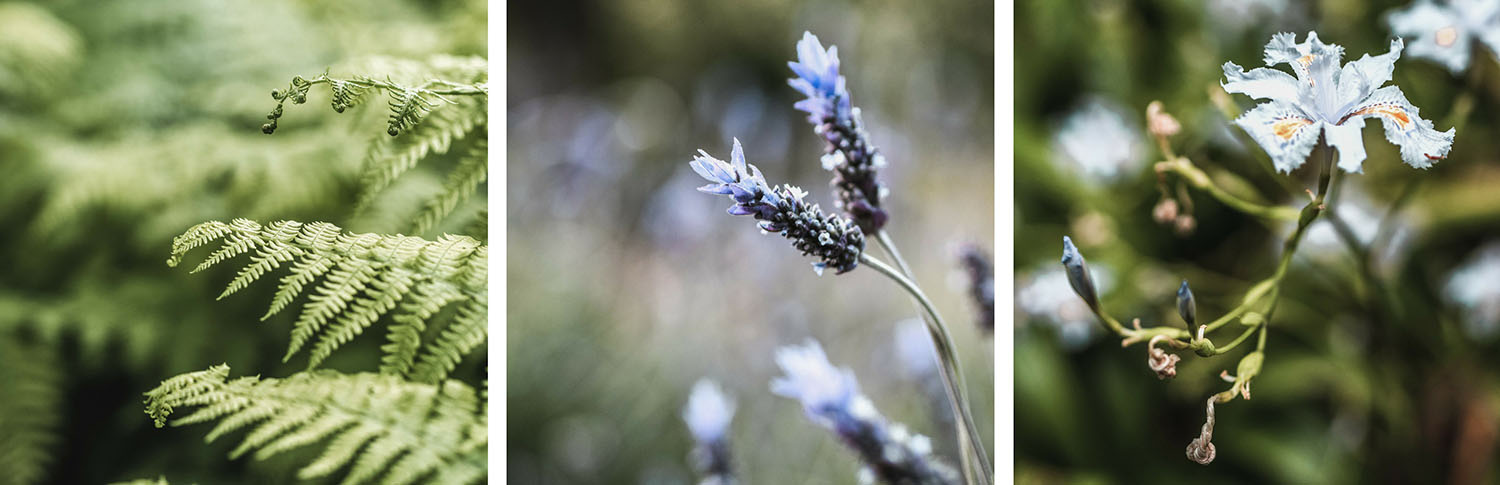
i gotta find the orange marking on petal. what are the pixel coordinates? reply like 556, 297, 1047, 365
1436, 26, 1459, 47
1271, 117, 1312, 140
1351, 104, 1413, 130
1297, 54, 1314, 66
1426, 153, 1446, 160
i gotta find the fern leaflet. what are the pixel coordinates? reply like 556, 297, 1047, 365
168, 219, 486, 380
144, 365, 486, 485
410, 130, 488, 234
0, 336, 61, 485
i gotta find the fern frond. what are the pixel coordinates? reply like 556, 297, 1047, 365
259, 56, 486, 136
169, 219, 486, 379
385, 88, 439, 137
0, 336, 61, 485
328, 79, 371, 114
410, 131, 487, 235
144, 366, 486, 485
354, 98, 486, 212
411, 291, 487, 384
464, 208, 487, 242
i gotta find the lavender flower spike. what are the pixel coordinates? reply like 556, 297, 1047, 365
684, 379, 736, 485
772, 340, 959, 485
788, 32, 889, 232
1223, 32, 1455, 173
691, 138, 865, 274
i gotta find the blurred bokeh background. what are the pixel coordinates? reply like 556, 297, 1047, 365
507, 1, 993, 483
1017, 0, 1500, 483
0, 1, 484, 483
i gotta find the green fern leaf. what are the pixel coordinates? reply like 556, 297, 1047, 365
385, 88, 438, 137
144, 365, 486, 484
410, 131, 487, 235
170, 219, 486, 379
0, 336, 61, 485
355, 98, 486, 212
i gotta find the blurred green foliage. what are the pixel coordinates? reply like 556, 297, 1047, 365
508, 0, 992, 483
1017, 1, 1500, 483
0, 0, 484, 482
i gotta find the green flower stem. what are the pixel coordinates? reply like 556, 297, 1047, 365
1206, 315, 1268, 356
860, 249, 991, 485
1156, 158, 1300, 222
1097, 146, 1335, 355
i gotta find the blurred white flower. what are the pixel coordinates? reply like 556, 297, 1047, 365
1206, 0, 1297, 33
1052, 98, 1145, 181
684, 379, 736, 443
1388, 0, 1500, 74
1016, 265, 1114, 350
1300, 182, 1419, 277
1445, 242, 1500, 340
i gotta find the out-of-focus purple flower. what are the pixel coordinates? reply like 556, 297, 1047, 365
685, 379, 736, 443
1445, 242, 1500, 340
684, 379, 736, 484
893, 318, 938, 378
788, 32, 889, 233
1223, 32, 1455, 173
1388, 0, 1500, 74
955, 243, 995, 332
1053, 98, 1145, 181
771, 340, 958, 485
690, 138, 865, 275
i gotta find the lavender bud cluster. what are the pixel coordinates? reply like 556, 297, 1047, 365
691, 139, 865, 275
772, 340, 959, 485
788, 32, 890, 233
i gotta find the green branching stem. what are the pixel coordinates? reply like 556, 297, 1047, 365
1155, 157, 1300, 222
859, 250, 991, 485
1088, 144, 1337, 361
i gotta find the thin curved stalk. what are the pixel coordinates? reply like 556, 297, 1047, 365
861, 251, 991, 485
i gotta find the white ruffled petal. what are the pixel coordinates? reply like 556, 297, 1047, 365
1339, 85, 1454, 168
1323, 122, 1368, 173
1263, 31, 1344, 82
1222, 62, 1302, 103
1235, 101, 1323, 172
1337, 38, 1403, 111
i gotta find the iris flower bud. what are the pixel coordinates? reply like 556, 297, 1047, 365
1177, 280, 1197, 326
1060, 236, 1099, 311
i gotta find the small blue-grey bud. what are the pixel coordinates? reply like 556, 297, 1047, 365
1177, 280, 1197, 326
1061, 236, 1099, 310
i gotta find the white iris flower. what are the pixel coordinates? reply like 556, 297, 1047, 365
1223, 32, 1455, 173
